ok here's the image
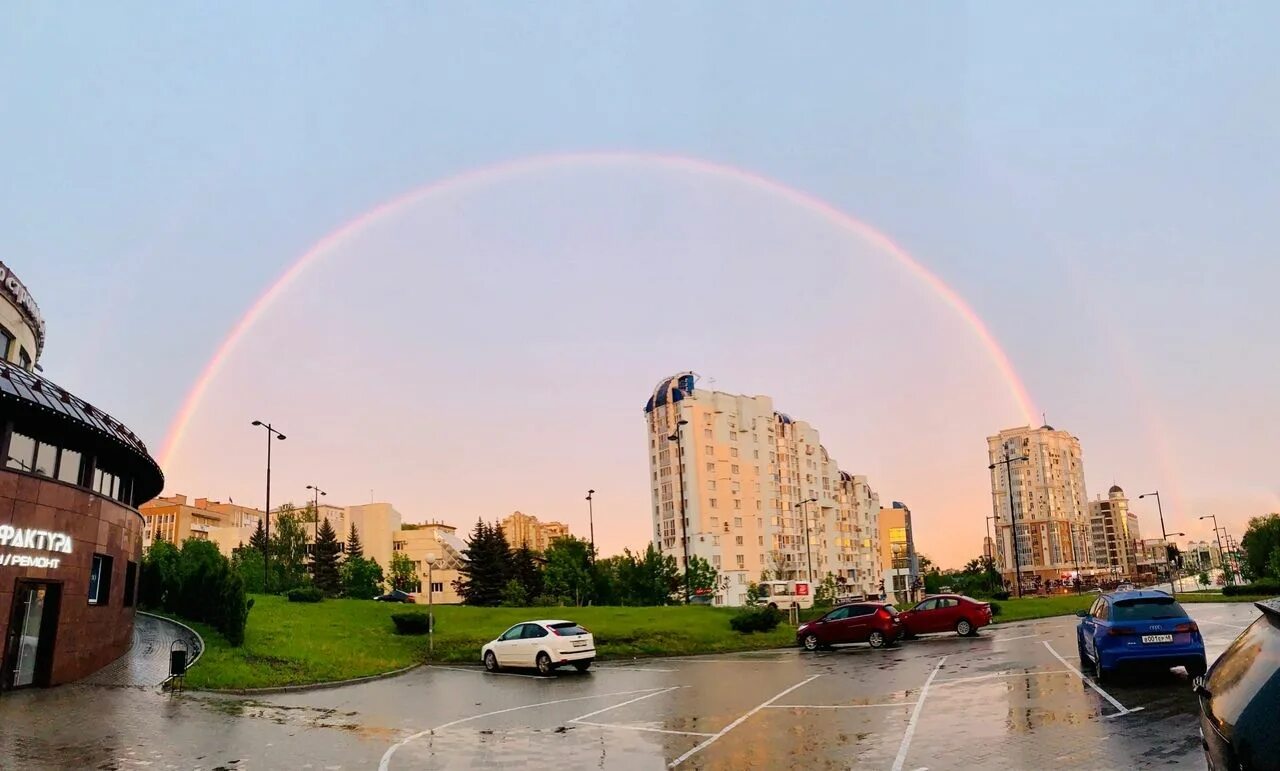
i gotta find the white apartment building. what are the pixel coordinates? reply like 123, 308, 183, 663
1089, 485, 1141, 578
644, 372, 881, 606
988, 424, 1093, 587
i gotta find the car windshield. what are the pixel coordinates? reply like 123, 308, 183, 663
1112, 598, 1187, 621
550, 622, 588, 636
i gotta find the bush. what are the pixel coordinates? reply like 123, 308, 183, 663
531, 594, 563, 607
1222, 580, 1280, 597
988, 601, 1002, 617
286, 586, 324, 603
730, 606, 783, 634
992, 591, 1011, 601
141, 538, 250, 646
391, 612, 432, 635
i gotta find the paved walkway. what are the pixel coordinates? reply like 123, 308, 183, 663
80, 612, 203, 687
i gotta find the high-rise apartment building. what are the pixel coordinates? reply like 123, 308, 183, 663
987, 424, 1092, 588
1089, 485, 1141, 578
644, 372, 881, 606
500, 511, 571, 553
878, 502, 918, 600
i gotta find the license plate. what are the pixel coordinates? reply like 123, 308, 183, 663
572, 639, 587, 647
1142, 634, 1173, 644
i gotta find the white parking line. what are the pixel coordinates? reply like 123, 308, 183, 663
989, 633, 1041, 642
378, 687, 670, 770
1041, 641, 1143, 719
596, 666, 679, 673
890, 655, 947, 771
933, 669, 1071, 687
569, 686, 682, 722
427, 664, 547, 680
1198, 619, 1246, 630
572, 720, 714, 738
765, 702, 916, 709
668, 675, 820, 768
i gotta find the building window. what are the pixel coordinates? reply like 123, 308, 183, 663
734, 517, 743, 528
124, 561, 138, 606
0, 324, 11, 359
705, 462, 715, 472
430, 582, 444, 593
733, 499, 741, 509
731, 464, 739, 474
730, 447, 738, 458
736, 554, 745, 568
18, 347, 31, 370
89, 554, 113, 605
56, 448, 82, 485
704, 429, 712, 439
735, 536, 744, 546
709, 498, 718, 508
708, 480, 716, 491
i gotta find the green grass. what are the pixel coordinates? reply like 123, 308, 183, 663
171, 596, 795, 690
989, 594, 1095, 623
1175, 592, 1275, 603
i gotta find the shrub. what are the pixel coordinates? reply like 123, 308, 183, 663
1222, 580, 1280, 597
141, 538, 250, 647
988, 601, 1003, 617
391, 612, 432, 635
992, 591, 1011, 601
729, 606, 783, 634
500, 579, 530, 607
531, 594, 563, 607
286, 586, 325, 603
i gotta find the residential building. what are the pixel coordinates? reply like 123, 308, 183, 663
983, 536, 996, 560
1137, 538, 1173, 582
878, 502, 918, 602
643, 372, 882, 606
500, 511, 570, 553
267, 501, 401, 570
1089, 485, 1141, 578
140, 495, 259, 547
987, 424, 1092, 589
392, 523, 467, 604
1183, 540, 1221, 573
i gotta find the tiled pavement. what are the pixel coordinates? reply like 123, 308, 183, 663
79, 612, 203, 687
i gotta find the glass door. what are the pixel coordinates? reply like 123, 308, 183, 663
4, 581, 61, 690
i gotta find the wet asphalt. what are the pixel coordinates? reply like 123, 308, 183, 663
0, 602, 1264, 770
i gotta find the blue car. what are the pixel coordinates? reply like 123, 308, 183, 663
1076, 590, 1206, 682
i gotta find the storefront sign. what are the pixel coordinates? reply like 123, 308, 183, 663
0, 261, 47, 352
0, 526, 72, 569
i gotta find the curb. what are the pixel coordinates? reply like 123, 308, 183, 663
201, 663, 423, 695
138, 610, 205, 670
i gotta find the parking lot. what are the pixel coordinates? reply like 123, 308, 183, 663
0, 602, 1263, 770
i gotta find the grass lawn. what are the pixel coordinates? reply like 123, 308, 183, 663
1175, 592, 1276, 603
989, 594, 1095, 623
173, 596, 794, 690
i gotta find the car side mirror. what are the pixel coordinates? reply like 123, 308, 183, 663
1075, 610, 1089, 618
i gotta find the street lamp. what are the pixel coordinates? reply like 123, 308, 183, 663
305, 484, 327, 544
989, 444, 1028, 598
585, 489, 596, 562
251, 420, 286, 591
667, 419, 690, 603
797, 497, 818, 582
425, 556, 436, 659
1139, 492, 1178, 595
1199, 515, 1229, 584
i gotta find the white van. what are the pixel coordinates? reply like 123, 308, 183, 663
756, 580, 814, 610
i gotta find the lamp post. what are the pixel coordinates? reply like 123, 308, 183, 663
1139, 492, 1178, 595
797, 497, 818, 583
667, 419, 690, 603
984, 514, 998, 592
305, 484, 327, 543
426, 556, 436, 659
1199, 515, 1229, 585
586, 489, 596, 562
251, 420, 286, 591
989, 443, 1028, 598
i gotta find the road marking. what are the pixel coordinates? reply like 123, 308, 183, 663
765, 702, 916, 709
890, 655, 947, 771
572, 720, 714, 737
990, 634, 1041, 642
1198, 619, 1246, 630
596, 666, 679, 673
569, 686, 682, 722
427, 664, 547, 680
667, 675, 820, 768
933, 669, 1071, 687
378, 687, 669, 770
1041, 641, 1143, 718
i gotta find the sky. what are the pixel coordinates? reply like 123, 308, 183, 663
3, 3, 1279, 569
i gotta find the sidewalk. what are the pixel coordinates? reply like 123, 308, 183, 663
79, 613, 203, 687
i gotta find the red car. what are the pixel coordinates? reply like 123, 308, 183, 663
796, 602, 903, 651
899, 594, 992, 637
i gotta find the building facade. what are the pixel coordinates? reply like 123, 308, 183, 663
643, 372, 881, 606
878, 503, 918, 601
500, 511, 570, 553
1088, 485, 1141, 579
988, 424, 1093, 589
1183, 540, 1221, 573
0, 261, 163, 689
140, 495, 263, 553
392, 523, 467, 604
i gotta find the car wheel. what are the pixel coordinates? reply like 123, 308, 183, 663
802, 634, 821, 651
573, 660, 592, 672
483, 651, 499, 672
536, 652, 554, 675
956, 619, 973, 637
1093, 656, 1108, 683
868, 631, 886, 649
1185, 657, 1208, 678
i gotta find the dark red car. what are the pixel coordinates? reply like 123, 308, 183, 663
796, 602, 903, 651
899, 594, 992, 637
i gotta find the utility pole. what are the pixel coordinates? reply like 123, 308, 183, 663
1199, 514, 1229, 585
585, 490, 596, 562
989, 443, 1028, 598
1139, 492, 1178, 595
798, 497, 818, 583
668, 419, 690, 603
251, 420, 286, 591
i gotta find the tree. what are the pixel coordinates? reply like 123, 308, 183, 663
139, 538, 181, 609
813, 574, 839, 606
341, 557, 384, 599
346, 523, 364, 560
1197, 570, 1211, 589
231, 546, 266, 594
918, 554, 935, 574
543, 536, 595, 606
389, 551, 418, 592
500, 578, 529, 607
249, 518, 268, 552
1241, 514, 1280, 580
617, 545, 680, 606
686, 555, 720, 600
454, 520, 513, 606
510, 545, 543, 602
270, 504, 309, 592
311, 518, 343, 595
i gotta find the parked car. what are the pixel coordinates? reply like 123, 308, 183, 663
757, 580, 814, 610
1115, 582, 1137, 592
796, 602, 902, 651
1076, 590, 1205, 682
482, 619, 595, 675
1196, 598, 1280, 771
374, 589, 416, 603
899, 594, 992, 637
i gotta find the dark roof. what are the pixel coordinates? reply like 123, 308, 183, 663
1109, 484, 1124, 494
0, 359, 163, 502
644, 372, 697, 414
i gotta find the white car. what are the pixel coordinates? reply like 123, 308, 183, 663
481, 619, 596, 675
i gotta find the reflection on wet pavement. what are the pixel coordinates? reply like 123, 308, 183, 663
0, 601, 1261, 769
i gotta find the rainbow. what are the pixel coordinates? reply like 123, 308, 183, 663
158, 151, 1038, 468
